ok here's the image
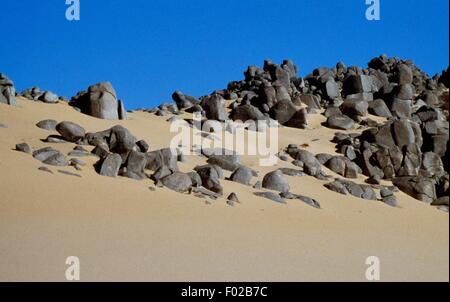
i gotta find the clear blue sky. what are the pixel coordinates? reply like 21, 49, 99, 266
0, 0, 448, 109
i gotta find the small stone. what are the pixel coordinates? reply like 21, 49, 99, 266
15, 143, 32, 154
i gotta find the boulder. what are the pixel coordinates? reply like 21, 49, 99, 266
326, 115, 355, 130
161, 172, 193, 193
56, 121, 86, 143
229, 166, 254, 185
99, 153, 122, 177
0, 73, 16, 105
262, 170, 290, 192
200, 94, 227, 121
36, 119, 58, 131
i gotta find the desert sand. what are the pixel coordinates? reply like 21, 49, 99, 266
0, 97, 448, 281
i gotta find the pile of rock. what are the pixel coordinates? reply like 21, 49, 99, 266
21, 87, 64, 104
70, 82, 127, 120
0, 73, 16, 105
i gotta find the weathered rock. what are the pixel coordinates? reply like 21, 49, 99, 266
136, 140, 149, 153
161, 172, 192, 193
368, 99, 392, 118
206, 154, 240, 171
324, 179, 377, 200
15, 143, 32, 154
172, 91, 197, 109
122, 150, 147, 180
146, 148, 178, 172
70, 82, 124, 120
56, 121, 86, 143
254, 192, 286, 203
229, 104, 266, 121
269, 99, 297, 124
262, 170, 290, 192
284, 108, 308, 129
326, 115, 355, 130
380, 188, 398, 207
194, 164, 224, 194
0, 73, 17, 105
39, 91, 59, 104
36, 119, 58, 131
393, 176, 436, 203
201, 94, 227, 121
99, 153, 122, 177
229, 166, 253, 185
280, 192, 321, 209
340, 100, 369, 117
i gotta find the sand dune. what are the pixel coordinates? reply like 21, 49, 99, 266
0, 97, 448, 281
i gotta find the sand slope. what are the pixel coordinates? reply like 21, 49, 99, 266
0, 98, 448, 281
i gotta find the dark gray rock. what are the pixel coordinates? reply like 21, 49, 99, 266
39, 91, 59, 104
392, 176, 437, 203
326, 115, 355, 130
229, 104, 266, 121
269, 99, 297, 124
161, 172, 193, 193
99, 153, 122, 177
201, 94, 227, 121
229, 166, 253, 185
254, 192, 286, 203
280, 192, 321, 209
194, 164, 224, 195
0, 73, 17, 105
368, 99, 392, 118
136, 140, 149, 152
122, 150, 147, 180
15, 143, 32, 154
172, 91, 197, 109
324, 179, 377, 200
284, 108, 308, 129
206, 154, 240, 171
36, 119, 58, 131
70, 82, 123, 120
56, 121, 86, 143
262, 170, 290, 192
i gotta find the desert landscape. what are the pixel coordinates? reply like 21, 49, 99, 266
0, 56, 448, 282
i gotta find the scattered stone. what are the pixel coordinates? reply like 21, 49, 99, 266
15, 143, 32, 154
326, 115, 355, 130
38, 166, 53, 174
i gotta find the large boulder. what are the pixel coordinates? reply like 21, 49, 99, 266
262, 170, 290, 193
393, 176, 436, 203
0, 73, 16, 105
70, 82, 126, 120
56, 121, 86, 143
200, 94, 227, 121
326, 115, 355, 130
161, 172, 193, 193
99, 153, 122, 177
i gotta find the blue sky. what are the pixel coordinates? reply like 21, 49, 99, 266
0, 0, 448, 109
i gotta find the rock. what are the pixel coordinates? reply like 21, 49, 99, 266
284, 108, 308, 129
122, 150, 147, 179
390, 98, 412, 118
253, 181, 263, 189
108, 125, 137, 154
316, 153, 334, 165
366, 175, 381, 185
118, 100, 127, 120
0, 73, 17, 105
380, 188, 398, 207
279, 168, 305, 177
136, 140, 149, 152
200, 94, 227, 121
269, 99, 297, 124
290, 149, 324, 178
99, 153, 122, 177
39, 91, 58, 104
172, 91, 197, 109
68, 150, 91, 157
227, 192, 239, 206
432, 196, 449, 207
394, 64, 413, 84
70, 82, 124, 120
187, 171, 203, 187
325, 156, 359, 178
161, 172, 193, 193
323, 79, 340, 99
152, 165, 175, 181
69, 158, 86, 167
280, 192, 321, 209
194, 164, 224, 195
206, 154, 241, 171
368, 99, 392, 118
33, 147, 69, 166
262, 170, 290, 192
324, 179, 377, 200
343, 75, 375, 95
254, 192, 286, 204
91, 144, 110, 159
392, 176, 436, 203
229, 166, 253, 185
36, 119, 58, 131
326, 115, 355, 130
56, 121, 86, 143
146, 148, 178, 172
229, 104, 266, 122
340, 100, 369, 117
299, 94, 321, 110
43, 135, 68, 143
15, 143, 32, 154
0, 123, 7, 128
324, 107, 342, 118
